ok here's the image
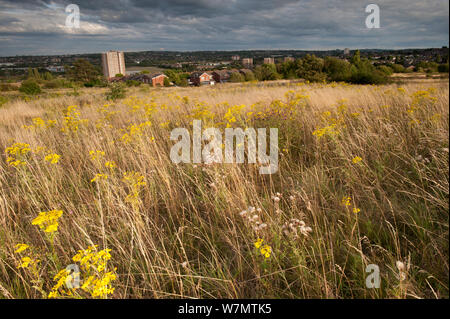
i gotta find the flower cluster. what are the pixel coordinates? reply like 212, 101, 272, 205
239, 206, 267, 232
282, 219, 312, 238
341, 196, 360, 213
72, 245, 116, 298
254, 238, 272, 258
123, 171, 146, 206
44, 153, 61, 165
31, 210, 63, 233
23, 117, 56, 130
62, 105, 84, 133
5, 142, 31, 167
121, 121, 152, 143
49, 245, 117, 299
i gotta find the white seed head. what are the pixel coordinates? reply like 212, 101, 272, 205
396, 261, 405, 272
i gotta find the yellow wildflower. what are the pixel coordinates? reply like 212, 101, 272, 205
342, 196, 351, 207
254, 238, 264, 249
44, 153, 60, 164
14, 243, 29, 253
32, 210, 63, 234
260, 245, 272, 258
91, 173, 108, 183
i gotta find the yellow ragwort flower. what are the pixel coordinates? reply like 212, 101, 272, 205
254, 238, 264, 249
14, 243, 29, 253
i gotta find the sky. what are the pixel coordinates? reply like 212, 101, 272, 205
0, 0, 448, 56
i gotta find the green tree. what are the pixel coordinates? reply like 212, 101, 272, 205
164, 77, 171, 87
391, 64, 405, 73
242, 70, 256, 81
43, 72, 53, 81
230, 72, 245, 82
323, 57, 352, 82
277, 61, 297, 79
351, 50, 361, 65
350, 59, 388, 84
296, 54, 326, 82
377, 65, 394, 76
66, 59, 100, 83
254, 64, 281, 81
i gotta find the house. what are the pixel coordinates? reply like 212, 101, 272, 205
190, 72, 214, 86
212, 70, 232, 83
111, 73, 168, 87
264, 57, 275, 64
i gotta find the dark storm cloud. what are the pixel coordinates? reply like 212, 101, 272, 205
0, 0, 448, 56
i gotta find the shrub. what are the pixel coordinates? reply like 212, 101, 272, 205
230, 72, 245, 83
391, 64, 406, 73
0, 83, 17, 92
296, 54, 326, 82
19, 79, 41, 95
164, 77, 171, 87
0, 95, 8, 107
105, 83, 126, 101
324, 57, 352, 82
438, 64, 449, 73
378, 65, 394, 76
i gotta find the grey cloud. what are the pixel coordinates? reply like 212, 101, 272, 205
0, 0, 448, 56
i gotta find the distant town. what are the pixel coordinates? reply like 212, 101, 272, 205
0, 47, 448, 94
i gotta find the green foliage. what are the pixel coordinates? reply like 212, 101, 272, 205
125, 80, 142, 87
377, 65, 394, 76
438, 64, 449, 73
242, 70, 256, 81
351, 50, 361, 65
164, 77, 171, 87
66, 59, 100, 83
324, 57, 352, 82
0, 95, 8, 107
43, 72, 53, 81
417, 61, 439, 73
296, 54, 326, 82
277, 61, 298, 79
254, 64, 281, 81
391, 64, 406, 73
350, 59, 389, 84
105, 83, 126, 101
0, 83, 17, 92
27, 67, 41, 80
230, 71, 245, 83
165, 69, 189, 86
43, 78, 75, 89
19, 79, 41, 95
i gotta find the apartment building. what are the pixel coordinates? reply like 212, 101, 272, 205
101, 51, 126, 80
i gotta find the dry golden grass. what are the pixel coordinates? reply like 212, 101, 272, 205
0, 80, 448, 299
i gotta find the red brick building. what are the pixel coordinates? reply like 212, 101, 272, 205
212, 70, 232, 83
111, 73, 168, 87
190, 72, 214, 86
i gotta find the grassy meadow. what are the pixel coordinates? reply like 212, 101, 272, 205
0, 79, 448, 299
